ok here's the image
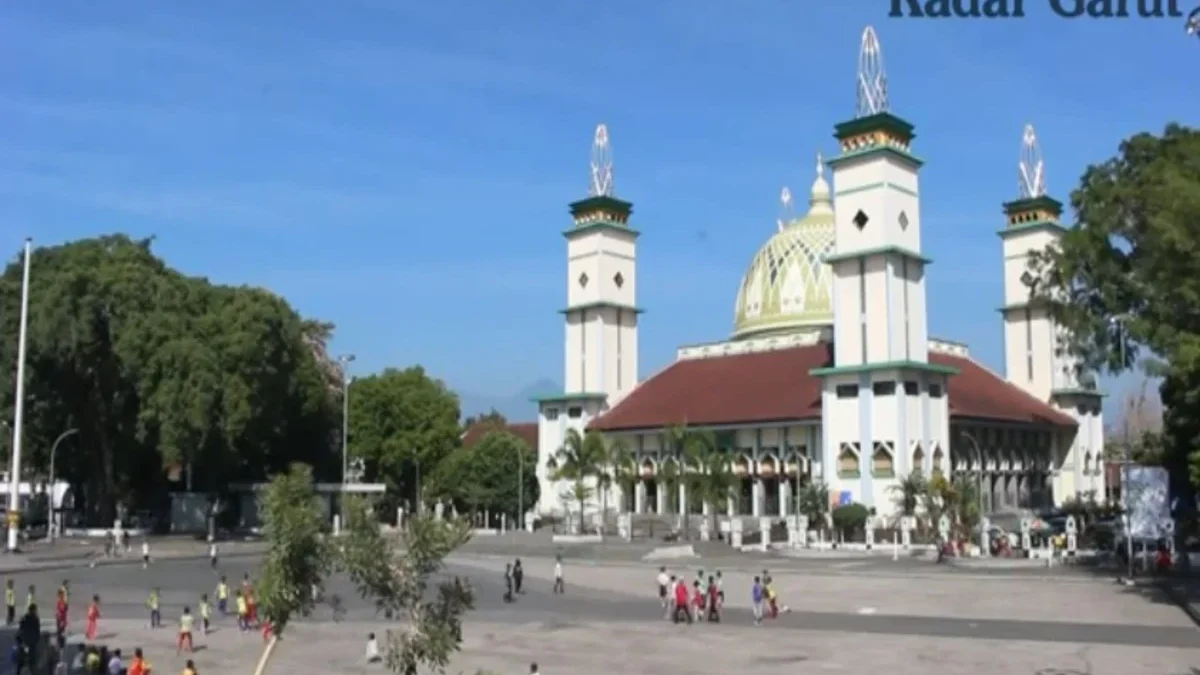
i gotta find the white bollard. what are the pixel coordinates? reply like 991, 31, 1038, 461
892, 532, 899, 561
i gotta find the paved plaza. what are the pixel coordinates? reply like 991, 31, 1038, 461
0, 548, 1196, 675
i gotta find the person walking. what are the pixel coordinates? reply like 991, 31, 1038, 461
141, 539, 151, 568
146, 587, 161, 629
86, 595, 101, 641
656, 567, 669, 608
216, 577, 229, 615
751, 576, 765, 626
5, 579, 14, 626
512, 558, 524, 594
209, 542, 218, 569
177, 606, 195, 654
199, 594, 211, 635
552, 555, 564, 594
18, 603, 41, 675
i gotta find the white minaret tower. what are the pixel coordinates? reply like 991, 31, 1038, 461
534, 124, 642, 516
998, 124, 1105, 504
815, 26, 955, 512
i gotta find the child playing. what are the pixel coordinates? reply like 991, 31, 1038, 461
177, 606, 195, 654
54, 590, 68, 647
261, 614, 273, 643
86, 594, 101, 641
216, 576, 229, 615
199, 593, 211, 634
691, 580, 705, 618
5, 580, 14, 625
235, 590, 248, 631
706, 575, 721, 623
147, 587, 162, 629
246, 587, 258, 628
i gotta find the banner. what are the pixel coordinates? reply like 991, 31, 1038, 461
1121, 464, 1170, 539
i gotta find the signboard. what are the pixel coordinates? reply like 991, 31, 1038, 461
838, 491, 853, 506
1122, 464, 1170, 539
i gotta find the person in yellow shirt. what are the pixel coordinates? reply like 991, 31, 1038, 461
216, 577, 229, 615
5, 579, 15, 625
147, 587, 162, 629
199, 593, 211, 634
177, 606, 195, 654
235, 590, 248, 631
182, 658, 197, 675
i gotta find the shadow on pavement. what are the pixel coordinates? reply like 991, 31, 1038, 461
1072, 555, 1200, 625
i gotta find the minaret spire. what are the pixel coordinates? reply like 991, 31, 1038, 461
856, 26, 889, 118
777, 186, 794, 232
589, 123, 614, 197
1018, 124, 1046, 199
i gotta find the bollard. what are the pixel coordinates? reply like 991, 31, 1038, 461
892, 532, 899, 561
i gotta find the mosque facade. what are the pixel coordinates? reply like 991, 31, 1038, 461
527, 27, 1106, 524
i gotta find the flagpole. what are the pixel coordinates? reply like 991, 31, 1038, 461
7, 239, 32, 552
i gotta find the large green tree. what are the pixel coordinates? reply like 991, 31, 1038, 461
1032, 124, 1200, 499
347, 367, 461, 506
426, 430, 539, 523
0, 235, 339, 524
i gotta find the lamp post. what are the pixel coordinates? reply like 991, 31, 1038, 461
47, 428, 78, 544
517, 443, 524, 532
1108, 315, 1136, 580
337, 354, 356, 486
7, 239, 32, 553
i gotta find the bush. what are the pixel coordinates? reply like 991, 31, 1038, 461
832, 502, 870, 538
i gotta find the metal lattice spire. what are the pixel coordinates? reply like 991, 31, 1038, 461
1187, 6, 1200, 36
1018, 124, 1046, 199
856, 26, 889, 118
589, 123, 614, 197
777, 186, 794, 232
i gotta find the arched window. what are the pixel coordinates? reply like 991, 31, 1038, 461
837, 443, 860, 478
871, 442, 895, 478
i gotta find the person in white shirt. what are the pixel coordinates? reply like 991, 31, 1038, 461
365, 632, 381, 663
665, 574, 678, 619
656, 567, 669, 608
552, 555, 564, 594
142, 540, 151, 568
209, 542, 219, 568
107, 648, 123, 675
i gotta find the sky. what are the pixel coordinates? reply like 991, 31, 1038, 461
0, 1, 1194, 421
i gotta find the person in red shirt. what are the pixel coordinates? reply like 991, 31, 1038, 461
86, 595, 101, 640
692, 581, 705, 617
672, 578, 692, 624
54, 591, 68, 647
261, 615, 273, 643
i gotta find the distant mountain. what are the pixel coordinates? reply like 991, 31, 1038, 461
456, 378, 561, 423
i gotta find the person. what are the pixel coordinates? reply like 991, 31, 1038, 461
751, 576, 764, 626
59, 580, 70, 612
177, 606, 195, 654
672, 574, 691, 624
85, 646, 101, 674
765, 575, 789, 617
107, 649, 123, 675
18, 603, 41, 674
1156, 541, 1173, 574
209, 542, 218, 569
656, 567, 669, 608
664, 574, 677, 620
530, 663, 539, 675
127, 648, 148, 675
54, 590, 67, 648
26, 584, 36, 612
235, 590, 249, 631
365, 633, 381, 663
216, 577, 229, 615
147, 587, 161, 628
715, 569, 724, 605
552, 555, 564, 594
5, 579, 14, 626
706, 575, 721, 623
121, 530, 130, 554
141, 540, 151, 568
182, 659, 197, 675
199, 593, 211, 634
503, 564, 514, 603
512, 558, 524, 594
86, 594, 101, 641
260, 614, 273, 643
691, 580, 705, 619
10, 635, 20, 675
246, 585, 259, 628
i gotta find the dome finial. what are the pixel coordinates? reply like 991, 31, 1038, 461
1018, 123, 1046, 199
856, 26, 889, 118
809, 151, 831, 209
777, 186, 794, 232
816, 151, 824, 178
589, 123, 614, 197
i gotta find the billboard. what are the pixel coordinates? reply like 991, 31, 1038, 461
1121, 464, 1170, 539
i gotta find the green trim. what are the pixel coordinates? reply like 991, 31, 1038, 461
563, 222, 640, 239
834, 181, 918, 199
1002, 195, 1063, 217
569, 195, 632, 217
827, 145, 923, 169
560, 301, 644, 315
833, 112, 915, 141
997, 220, 1067, 238
838, 470, 862, 480
1051, 387, 1107, 399
823, 245, 932, 265
531, 392, 608, 404
810, 360, 959, 377
872, 468, 896, 479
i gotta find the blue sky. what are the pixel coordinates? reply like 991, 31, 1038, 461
0, 1, 1194, 421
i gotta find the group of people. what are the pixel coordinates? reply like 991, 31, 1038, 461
502, 555, 565, 603
655, 567, 789, 626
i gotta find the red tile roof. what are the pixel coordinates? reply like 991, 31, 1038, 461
590, 343, 1076, 432
462, 422, 539, 450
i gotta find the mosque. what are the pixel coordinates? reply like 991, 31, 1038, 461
525, 26, 1106, 524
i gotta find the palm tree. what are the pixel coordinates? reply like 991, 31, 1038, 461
796, 480, 831, 537
889, 469, 928, 521
687, 435, 734, 538
663, 425, 689, 532
553, 428, 605, 534
607, 438, 637, 517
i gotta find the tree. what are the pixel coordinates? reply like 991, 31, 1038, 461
888, 470, 927, 520
427, 431, 539, 524
1030, 124, 1200, 500
552, 429, 604, 534
255, 463, 479, 675
347, 367, 461, 507
686, 437, 735, 536
796, 481, 830, 535
0, 236, 339, 525
607, 438, 637, 516
462, 409, 507, 429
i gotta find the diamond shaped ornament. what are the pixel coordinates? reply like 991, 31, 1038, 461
579, 272, 589, 288
613, 272, 624, 288
853, 210, 869, 230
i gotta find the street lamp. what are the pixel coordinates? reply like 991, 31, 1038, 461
337, 354, 356, 486
6, 239, 32, 553
47, 428, 78, 543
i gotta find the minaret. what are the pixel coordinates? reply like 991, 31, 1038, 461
813, 26, 956, 511
533, 124, 642, 516
998, 124, 1105, 504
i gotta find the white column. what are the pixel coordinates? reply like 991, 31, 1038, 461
635, 481, 646, 514
726, 488, 736, 517
678, 483, 687, 515
779, 480, 792, 518
656, 484, 667, 515
752, 479, 763, 518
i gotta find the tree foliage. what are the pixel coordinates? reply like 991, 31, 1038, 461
552, 429, 605, 533
0, 236, 338, 524
1031, 124, 1200, 496
427, 430, 539, 520
347, 367, 462, 504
